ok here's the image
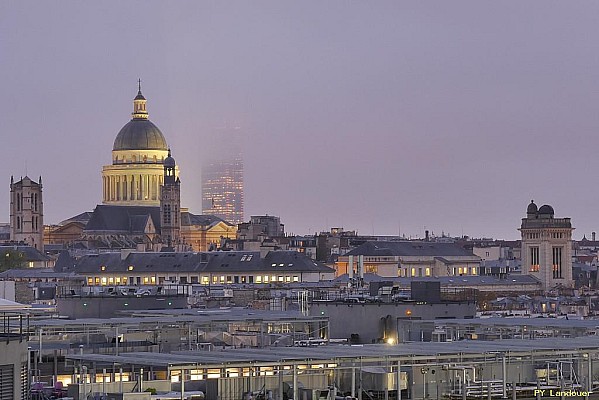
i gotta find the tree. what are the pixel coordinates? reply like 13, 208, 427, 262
0, 249, 26, 272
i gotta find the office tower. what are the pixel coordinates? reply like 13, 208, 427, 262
202, 127, 244, 225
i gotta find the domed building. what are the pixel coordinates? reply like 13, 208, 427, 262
46, 83, 237, 252
101, 83, 178, 206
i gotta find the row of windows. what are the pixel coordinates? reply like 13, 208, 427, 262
365, 257, 395, 262
529, 246, 565, 278
524, 232, 567, 240
398, 266, 477, 277
114, 155, 164, 164
15, 192, 40, 212
86, 274, 301, 286
15, 216, 40, 231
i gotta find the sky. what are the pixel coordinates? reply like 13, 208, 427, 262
2, 1, 599, 240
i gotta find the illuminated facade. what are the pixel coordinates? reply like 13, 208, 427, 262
10, 176, 44, 250
101, 83, 178, 206
520, 200, 574, 291
337, 241, 481, 278
56, 83, 237, 252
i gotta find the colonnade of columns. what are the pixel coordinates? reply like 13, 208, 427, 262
103, 174, 163, 203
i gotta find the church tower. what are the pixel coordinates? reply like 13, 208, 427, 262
160, 149, 181, 248
520, 200, 574, 292
10, 176, 44, 251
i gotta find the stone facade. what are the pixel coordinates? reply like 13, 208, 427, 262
10, 176, 44, 250
101, 85, 178, 207
520, 201, 574, 292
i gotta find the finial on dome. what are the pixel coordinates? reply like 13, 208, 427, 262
168, 148, 171, 157
132, 79, 148, 119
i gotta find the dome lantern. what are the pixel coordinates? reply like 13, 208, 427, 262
132, 79, 149, 120
112, 82, 168, 151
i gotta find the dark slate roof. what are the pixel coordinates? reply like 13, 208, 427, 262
0, 245, 50, 262
262, 251, 334, 273
54, 251, 77, 272
345, 241, 476, 257
395, 275, 541, 286
59, 212, 94, 226
334, 274, 540, 287
84, 205, 161, 232
67, 251, 334, 275
181, 213, 231, 227
66, 253, 122, 273
0, 268, 82, 280
113, 119, 168, 151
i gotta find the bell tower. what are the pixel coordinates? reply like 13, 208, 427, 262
160, 149, 181, 248
10, 176, 44, 251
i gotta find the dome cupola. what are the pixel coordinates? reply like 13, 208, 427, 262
112, 80, 168, 151
527, 200, 538, 217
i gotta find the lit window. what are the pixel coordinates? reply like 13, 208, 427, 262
278, 276, 284, 282
201, 276, 209, 284
101, 277, 107, 286
271, 275, 276, 282
95, 277, 100, 285
411, 268, 416, 277
263, 275, 269, 283
471, 267, 477, 275
256, 276, 262, 283
425, 268, 431, 277
101, 266, 106, 271
87, 278, 93, 285
128, 266, 134, 271
115, 277, 121, 284
293, 276, 299, 282
151, 276, 156, 284
285, 276, 291, 282
143, 277, 149, 284
220, 275, 225, 283
108, 277, 114, 284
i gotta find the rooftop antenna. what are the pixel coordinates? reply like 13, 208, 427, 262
138, 78, 142, 93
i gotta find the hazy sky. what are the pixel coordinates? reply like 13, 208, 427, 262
2, 1, 599, 240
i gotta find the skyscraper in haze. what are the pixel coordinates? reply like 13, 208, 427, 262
202, 127, 244, 225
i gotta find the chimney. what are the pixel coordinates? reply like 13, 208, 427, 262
593, 232, 596, 242
425, 230, 429, 242
348, 255, 354, 279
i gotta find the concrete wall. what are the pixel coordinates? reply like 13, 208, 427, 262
309, 302, 476, 344
15, 281, 33, 304
0, 336, 27, 400
56, 296, 188, 318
